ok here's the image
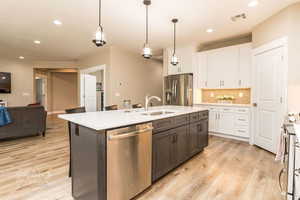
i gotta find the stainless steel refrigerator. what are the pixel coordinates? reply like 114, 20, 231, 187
164, 73, 193, 106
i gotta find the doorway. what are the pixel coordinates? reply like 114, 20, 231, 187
252, 37, 288, 153
80, 65, 106, 112
35, 75, 47, 110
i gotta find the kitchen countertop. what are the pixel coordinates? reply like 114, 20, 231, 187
58, 105, 208, 131
195, 103, 252, 107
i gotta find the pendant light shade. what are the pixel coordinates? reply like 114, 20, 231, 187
93, 0, 106, 47
171, 18, 179, 66
142, 0, 152, 59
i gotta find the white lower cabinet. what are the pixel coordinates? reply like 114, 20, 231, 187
218, 111, 235, 135
205, 105, 251, 139
209, 109, 218, 132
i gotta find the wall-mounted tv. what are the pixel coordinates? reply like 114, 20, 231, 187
0, 72, 11, 93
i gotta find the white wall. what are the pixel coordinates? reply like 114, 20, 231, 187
252, 2, 300, 112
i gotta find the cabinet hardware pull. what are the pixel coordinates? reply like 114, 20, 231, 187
238, 119, 246, 121
75, 125, 79, 136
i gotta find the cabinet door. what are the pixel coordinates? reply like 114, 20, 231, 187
199, 119, 209, 149
221, 46, 239, 88
208, 109, 218, 132
238, 43, 252, 88
197, 52, 208, 88
189, 122, 201, 156
174, 126, 189, 165
207, 49, 222, 88
152, 130, 173, 181
218, 111, 235, 135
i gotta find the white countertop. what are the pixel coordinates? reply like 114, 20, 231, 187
195, 103, 252, 107
58, 106, 208, 131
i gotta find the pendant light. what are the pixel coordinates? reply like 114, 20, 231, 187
171, 18, 179, 66
142, 0, 152, 59
93, 0, 106, 47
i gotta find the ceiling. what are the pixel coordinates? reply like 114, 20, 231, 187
0, 0, 299, 61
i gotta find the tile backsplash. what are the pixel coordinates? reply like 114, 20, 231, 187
201, 88, 251, 104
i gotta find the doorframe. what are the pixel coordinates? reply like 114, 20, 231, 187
80, 65, 107, 109
250, 37, 288, 148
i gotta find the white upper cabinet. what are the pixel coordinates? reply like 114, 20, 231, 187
197, 52, 208, 88
207, 49, 222, 88
195, 43, 252, 89
164, 46, 196, 76
238, 43, 252, 88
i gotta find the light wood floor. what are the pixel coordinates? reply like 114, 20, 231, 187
0, 115, 284, 200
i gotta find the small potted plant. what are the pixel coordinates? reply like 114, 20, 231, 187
216, 95, 235, 104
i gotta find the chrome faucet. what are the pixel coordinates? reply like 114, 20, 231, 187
145, 95, 161, 111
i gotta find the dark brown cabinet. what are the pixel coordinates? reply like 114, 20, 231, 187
189, 122, 202, 156
152, 130, 173, 181
152, 126, 188, 181
152, 111, 209, 182
199, 119, 209, 149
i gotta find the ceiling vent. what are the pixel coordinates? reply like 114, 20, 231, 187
231, 13, 247, 22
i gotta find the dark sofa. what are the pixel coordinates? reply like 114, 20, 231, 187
0, 106, 47, 140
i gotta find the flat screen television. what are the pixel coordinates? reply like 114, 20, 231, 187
0, 72, 11, 93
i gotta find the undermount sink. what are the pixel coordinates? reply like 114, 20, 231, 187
141, 110, 175, 116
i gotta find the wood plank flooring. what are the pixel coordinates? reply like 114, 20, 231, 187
0, 115, 284, 200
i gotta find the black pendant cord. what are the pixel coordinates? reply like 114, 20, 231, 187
99, 0, 102, 28
146, 5, 149, 44
173, 22, 176, 55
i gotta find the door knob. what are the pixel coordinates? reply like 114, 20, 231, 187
253, 103, 258, 107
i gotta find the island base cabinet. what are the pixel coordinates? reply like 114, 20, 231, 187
152, 130, 174, 182
70, 124, 106, 200
152, 111, 209, 182
189, 119, 209, 157
152, 126, 189, 182
199, 119, 209, 149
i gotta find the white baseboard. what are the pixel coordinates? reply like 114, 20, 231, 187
47, 110, 65, 115
209, 132, 250, 142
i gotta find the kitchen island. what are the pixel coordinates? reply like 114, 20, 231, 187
59, 106, 209, 200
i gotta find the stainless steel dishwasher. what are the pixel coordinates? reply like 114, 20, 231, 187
107, 123, 153, 200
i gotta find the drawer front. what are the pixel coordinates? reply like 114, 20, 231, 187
209, 107, 219, 112
221, 107, 235, 113
199, 111, 209, 120
236, 108, 250, 114
174, 114, 189, 127
190, 112, 200, 123
153, 118, 174, 133
234, 126, 249, 138
235, 114, 249, 126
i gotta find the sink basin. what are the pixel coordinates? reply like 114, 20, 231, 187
141, 110, 175, 116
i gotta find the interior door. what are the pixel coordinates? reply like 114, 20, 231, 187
253, 47, 284, 153
81, 74, 97, 112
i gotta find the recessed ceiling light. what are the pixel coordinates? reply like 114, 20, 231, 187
19, 56, 25, 59
206, 28, 214, 33
248, 0, 258, 7
34, 40, 41, 44
53, 20, 62, 25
